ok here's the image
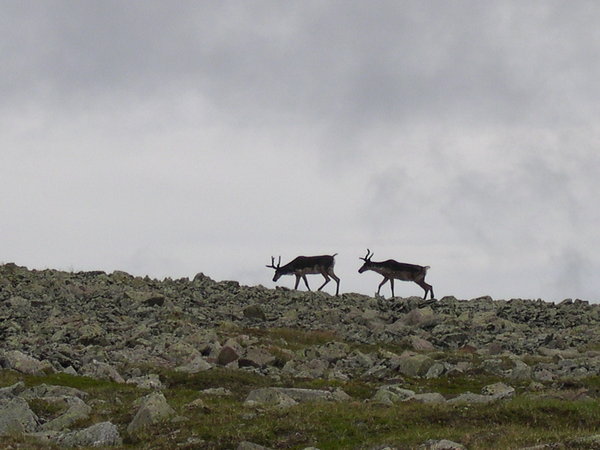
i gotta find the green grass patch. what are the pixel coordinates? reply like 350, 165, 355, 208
157, 367, 272, 398
181, 398, 600, 449
28, 398, 67, 422
406, 373, 505, 396
3, 367, 600, 449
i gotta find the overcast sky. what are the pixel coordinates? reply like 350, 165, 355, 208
2, 1, 600, 302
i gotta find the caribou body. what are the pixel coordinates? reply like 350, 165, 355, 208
358, 249, 434, 299
266, 254, 340, 296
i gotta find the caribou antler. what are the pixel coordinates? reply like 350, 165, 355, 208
265, 256, 281, 269
360, 248, 373, 262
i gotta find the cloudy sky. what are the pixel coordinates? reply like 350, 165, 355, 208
2, 1, 600, 302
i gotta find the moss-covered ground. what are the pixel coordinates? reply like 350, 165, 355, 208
1, 328, 600, 449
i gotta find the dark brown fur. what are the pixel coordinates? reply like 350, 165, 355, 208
358, 249, 434, 299
267, 254, 340, 296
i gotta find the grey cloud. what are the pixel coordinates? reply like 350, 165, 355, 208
6, 1, 600, 130
551, 247, 590, 299
2, 1, 600, 301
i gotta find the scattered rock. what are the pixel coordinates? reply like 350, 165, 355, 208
125, 291, 166, 307
237, 441, 273, 450
517, 444, 565, 449
80, 360, 125, 384
481, 382, 515, 400
569, 434, 600, 446
20, 384, 87, 400
372, 385, 416, 405
218, 342, 242, 366
40, 396, 92, 431
2, 263, 600, 448
0, 397, 39, 436
0, 382, 26, 399
425, 363, 446, 379
239, 347, 276, 368
448, 392, 498, 404
396, 353, 434, 377
244, 388, 298, 409
244, 387, 350, 407
56, 421, 122, 447
185, 398, 210, 412
509, 359, 532, 380
1, 263, 599, 384
175, 356, 213, 373
243, 305, 267, 321
420, 439, 466, 449
412, 392, 446, 404
284, 358, 329, 379
318, 341, 351, 362
0, 351, 53, 375
273, 387, 351, 403
401, 307, 438, 328
126, 374, 164, 390
411, 336, 436, 352
200, 387, 232, 396
127, 392, 176, 436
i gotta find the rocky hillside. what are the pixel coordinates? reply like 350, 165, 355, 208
2, 263, 599, 375
1, 263, 600, 449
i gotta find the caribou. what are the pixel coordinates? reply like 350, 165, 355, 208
266, 254, 340, 296
358, 249, 434, 299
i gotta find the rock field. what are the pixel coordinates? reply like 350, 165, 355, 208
1, 262, 599, 448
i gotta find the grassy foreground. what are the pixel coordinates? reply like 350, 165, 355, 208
1, 326, 600, 449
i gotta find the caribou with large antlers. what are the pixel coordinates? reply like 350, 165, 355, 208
266, 254, 340, 296
358, 249, 434, 299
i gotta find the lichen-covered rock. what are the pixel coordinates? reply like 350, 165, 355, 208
274, 387, 351, 403
200, 387, 232, 396
0, 397, 39, 436
127, 392, 175, 436
237, 441, 273, 450
243, 304, 266, 321
164, 342, 201, 365
317, 341, 351, 362
481, 382, 515, 400
420, 439, 466, 449
185, 397, 210, 412
175, 355, 213, 373
0, 351, 53, 375
56, 421, 122, 447
80, 361, 125, 383
245, 387, 350, 408
509, 359, 533, 380
410, 336, 436, 351
372, 385, 416, 405
40, 396, 92, 431
283, 359, 329, 379
77, 323, 107, 346
448, 392, 500, 404
0, 382, 25, 399
244, 389, 298, 409
1, 263, 600, 387
395, 353, 434, 377
126, 374, 164, 390
239, 347, 276, 368
425, 362, 446, 379
20, 384, 87, 400
401, 307, 439, 328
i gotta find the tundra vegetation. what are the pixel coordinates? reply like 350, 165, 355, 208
1, 263, 600, 449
